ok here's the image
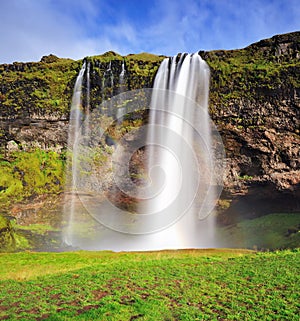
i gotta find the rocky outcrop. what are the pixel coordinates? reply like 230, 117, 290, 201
202, 31, 300, 221
1, 118, 68, 153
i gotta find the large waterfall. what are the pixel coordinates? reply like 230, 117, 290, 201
63, 54, 224, 251
142, 53, 217, 247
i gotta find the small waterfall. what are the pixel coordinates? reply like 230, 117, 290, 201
101, 61, 114, 113
117, 60, 126, 123
107, 61, 114, 88
119, 60, 126, 85
63, 62, 86, 245
84, 62, 91, 137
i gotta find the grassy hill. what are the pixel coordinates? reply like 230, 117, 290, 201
0, 249, 299, 320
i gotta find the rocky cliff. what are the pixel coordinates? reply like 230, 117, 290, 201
202, 32, 300, 222
0, 52, 164, 152
0, 32, 299, 223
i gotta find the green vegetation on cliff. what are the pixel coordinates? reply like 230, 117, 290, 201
0, 51, 164, 120
0, 149, 65, 210
126, 52, 165, 79
203, 32, 300, 128
221, 213, 300, 250
86, 51, 164, 105
0, 56, 81, 117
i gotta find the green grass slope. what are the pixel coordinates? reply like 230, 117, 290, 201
220, 213, 300, 250
0, 249, 299, 320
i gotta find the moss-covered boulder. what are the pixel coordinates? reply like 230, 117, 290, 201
0, 215, 16, 252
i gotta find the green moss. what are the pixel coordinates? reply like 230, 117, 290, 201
0, 149, 65, 210
0, 57, 80, 116
12, 222, 59, 235
123, 52, 165, 82
238, 175, 253, 180
218, 199, 232, 210
0, 215, 8, 229
0, 215, 16, 252
13, 233, 30, 250
205, 40, 300, 109
126, 52, 165, 62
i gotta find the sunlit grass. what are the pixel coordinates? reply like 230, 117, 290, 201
0, 249, 299, 320
0, 249, 252, 281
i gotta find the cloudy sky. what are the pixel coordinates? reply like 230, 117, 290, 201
0, 0, 299, 64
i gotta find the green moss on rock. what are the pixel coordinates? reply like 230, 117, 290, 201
0, 149, 65, 210
0, 57, 81, 118
0, 215, 16, 252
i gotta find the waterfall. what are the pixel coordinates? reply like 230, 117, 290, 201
142, 53, 218, 248
117, 60, 126, 123
101, 61, 114, 112
63, 62, 86, 245
84, 62, 91, 137
119, 60, 125, 85
108, 61, 114, 87
63, 54, 223, 251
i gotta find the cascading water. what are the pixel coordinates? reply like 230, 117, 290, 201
142, 53, 218, 248
117, 60, 126, 123
101, 61, 114, 114
119, 60, 126, 85
63, 53, 224, 251
84, 62, 91, 137
63, 62, 87, 245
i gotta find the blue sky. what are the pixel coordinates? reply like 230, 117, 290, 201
0, 0, 299, 63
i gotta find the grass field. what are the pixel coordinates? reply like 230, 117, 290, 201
0, 248, 299, 320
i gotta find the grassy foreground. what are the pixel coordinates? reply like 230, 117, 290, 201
0, 249, 299, 320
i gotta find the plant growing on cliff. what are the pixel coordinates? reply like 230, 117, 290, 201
0, 149, 65, 209
0, 57, 80, 117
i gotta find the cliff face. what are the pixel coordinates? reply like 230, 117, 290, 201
202, 32, 300, 221
0, 32, 299, 221
0, 52, 164, 152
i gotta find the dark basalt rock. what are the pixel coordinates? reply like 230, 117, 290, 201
40, 54, 60, 63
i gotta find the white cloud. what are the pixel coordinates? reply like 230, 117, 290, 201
0, 0, 299, 63
0, 0, 105, 63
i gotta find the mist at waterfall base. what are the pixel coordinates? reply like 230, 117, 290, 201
63, 54, 225, 251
